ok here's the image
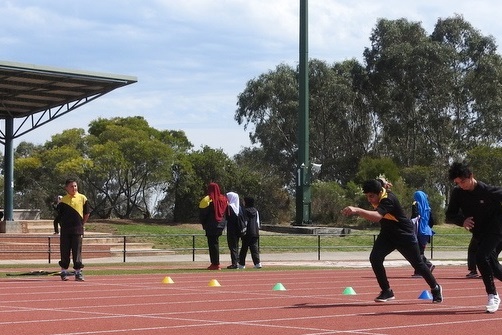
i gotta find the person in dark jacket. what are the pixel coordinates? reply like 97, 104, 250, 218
225, 191, 245, 269
199, 182, 228, 270
53, 195, 63, 234
238, 197, 261, 269
341, 179, 443, 303
445, 161, 502, 313
53, 179, 90, 281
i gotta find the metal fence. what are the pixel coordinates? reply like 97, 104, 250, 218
0, 232, 472, 263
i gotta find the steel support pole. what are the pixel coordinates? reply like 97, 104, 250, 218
295, 0, 311, 225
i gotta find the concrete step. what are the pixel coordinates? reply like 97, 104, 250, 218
0, 228, 168, 260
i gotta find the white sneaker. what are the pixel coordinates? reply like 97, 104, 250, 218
238, 264, 245, 269
254, 263, 262, 269
486, 294, 500, 313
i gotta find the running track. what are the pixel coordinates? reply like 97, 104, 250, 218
0, 266, 499, 335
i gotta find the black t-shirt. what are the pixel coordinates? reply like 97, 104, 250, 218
445, 181, 502, 236
375, 190, 416, 241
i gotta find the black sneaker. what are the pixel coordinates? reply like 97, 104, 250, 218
60, 270, 69, 281
374, 289, 395, 302
466, 271, 479, 278
75, 271, 85, 282
431, 284, 443, 303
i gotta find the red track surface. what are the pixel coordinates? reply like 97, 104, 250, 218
0, 266, 500, 335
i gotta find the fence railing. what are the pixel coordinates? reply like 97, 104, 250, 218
0, 233, 472, 263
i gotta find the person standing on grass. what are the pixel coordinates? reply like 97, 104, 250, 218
199, 182, 228, 270
445, 161, 502, 313
225, 191, 245, 269
54, 179, 90, 281
238, 197, 261, 269
341, 179, 443, 303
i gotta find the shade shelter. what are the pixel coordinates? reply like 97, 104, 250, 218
0, 60, 137, 223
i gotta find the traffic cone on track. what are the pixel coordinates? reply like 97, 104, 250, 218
208, 279, 221, 287
343, 287, 357, 295
162, 276, 174, 284
418, 290, 432, 300
272, 283, 287, 291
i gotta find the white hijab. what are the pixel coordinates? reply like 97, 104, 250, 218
226, 192, 239, 215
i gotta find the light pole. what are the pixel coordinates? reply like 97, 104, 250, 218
295, 0, 311, 225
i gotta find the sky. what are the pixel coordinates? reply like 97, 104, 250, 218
1, 0, 502, 156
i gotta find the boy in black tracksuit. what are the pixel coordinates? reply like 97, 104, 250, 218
341, 179, 443, 303
445, 162, 502, 313
238, 197, 261, 269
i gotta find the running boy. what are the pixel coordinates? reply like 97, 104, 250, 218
445, 161, 502, 313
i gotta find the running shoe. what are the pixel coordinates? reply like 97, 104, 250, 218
431, 284, 443, 303
374, 289, 395, 302
60, 270, 69, 281
466, 271, 479, 278
486, 294, 500, 313
75, 271, 85, 281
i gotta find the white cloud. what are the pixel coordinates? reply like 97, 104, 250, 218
1, 0, 502, 156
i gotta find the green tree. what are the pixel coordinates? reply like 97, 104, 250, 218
364, 18, 438, 166
86, 117, 178, 218
164, 146, 237, 222
14, 142, 50, 215
235, 63, 298, 189
465, 146, 502, 186
355, 156, 400, 185
233, 147, 292, 224
364, 15, 502, 199
310, 181, 350, 225
309, 59, 373, 183
431, 15, 502, 156
14, 130, 91, 217
235, 59, 372, 186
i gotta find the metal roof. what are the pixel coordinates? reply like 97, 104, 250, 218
0, 60, 137, 223
0, 60, 137, 139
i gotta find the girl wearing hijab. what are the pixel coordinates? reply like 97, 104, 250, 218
410, 190, 435, 277
225, 192, 245, 269
199, 182, 228, 270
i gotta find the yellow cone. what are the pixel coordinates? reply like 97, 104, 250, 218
162, 276, 174, 284
208, 279, 221, 287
